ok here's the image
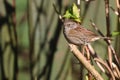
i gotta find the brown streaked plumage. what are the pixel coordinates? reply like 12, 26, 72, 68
63, 19, 106, 45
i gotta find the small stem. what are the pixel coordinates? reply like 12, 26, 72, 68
104, 0, 110, 36
77, 0, 80, 5
94, 59, 115, 80
90, 20, 120, 67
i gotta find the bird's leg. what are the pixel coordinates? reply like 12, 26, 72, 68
85, 45, 90, 60
68, 43, 74, 52
82, 45, 90, 60
82, 45, 85, 55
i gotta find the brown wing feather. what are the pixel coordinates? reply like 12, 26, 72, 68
67, 24, 100, 43
74, 24, 99, 38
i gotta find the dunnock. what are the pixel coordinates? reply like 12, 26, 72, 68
63, 19, 108, 45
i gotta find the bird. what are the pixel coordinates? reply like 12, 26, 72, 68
63, 19, 109, 46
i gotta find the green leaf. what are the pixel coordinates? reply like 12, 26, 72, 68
63, 3, 81, 22
72, 3, 80, 18
111, 31, 120, 36
63, 10, 71, 18
74, 18, 81, 22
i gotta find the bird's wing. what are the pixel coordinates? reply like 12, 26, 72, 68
74, 25, 99, 38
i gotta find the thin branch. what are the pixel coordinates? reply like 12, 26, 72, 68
104, 0, 110, 36
90, 20, 120, 67
86, 44, 105, 72
90, 20, 107, 37
107, 46, 112, 68
110, 6, 119, 16
112, 63, 120, 78
27, 0, 34, 79
77, 0, 80, 5
69, 44, 104, 80
116, 0, 120, 12
94, 58, 115, 80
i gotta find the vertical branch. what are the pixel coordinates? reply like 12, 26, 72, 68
4, 0, 18, 79
116, 0, 120, 31
104, 0, 110, 36
77, 0, 80, 5
77, 0, 81, 12
116, 0, 120, 14
27, 0, 35, 80
0, 15, 8, 80
105, 0, 120, 73
77, 0, 81, 19
115, 0, 120, 67
104, 0, 113, 73
0, 43, 7, 80
46, 1, 62, 79
12, 0, 18, 80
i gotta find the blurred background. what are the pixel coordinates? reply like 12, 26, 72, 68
0, 0, 119, 80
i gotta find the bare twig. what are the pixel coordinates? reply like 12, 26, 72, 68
53, 4, 64, 23
86, 44, 105, 72
112, 63, 120, 78
90, 20, 120, 67
116, 0, 120, 12
110, 6, 119, 16
27, 0, 35, 79
53, 4, 61, 15
77, 0, 80, 5
94, 58, 115, 80
85, 46, 90, 60
69, 44, 104, 80
107, 46, 112, 68
104, 0, 110, 36
81, 0, 95, 2
90, 20, 107, 37
85, 46, 94, 80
